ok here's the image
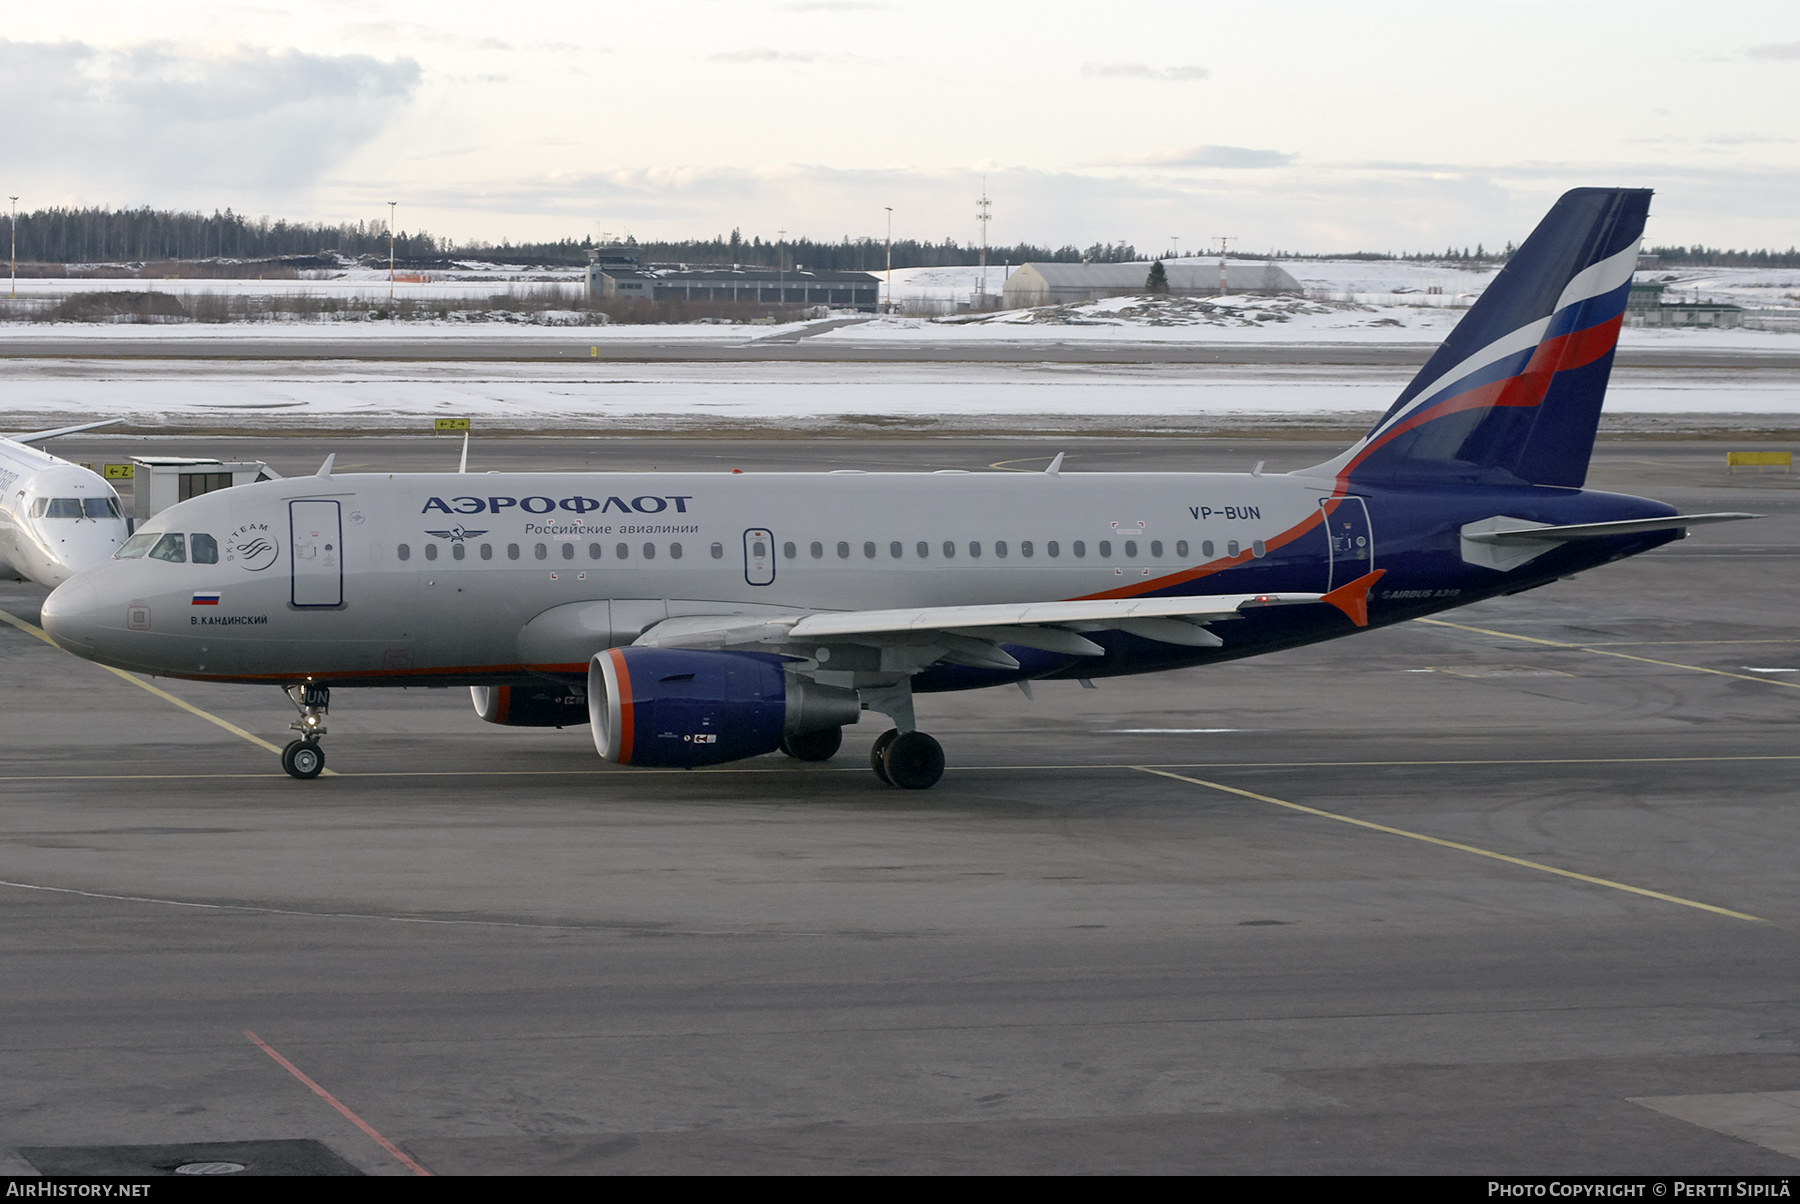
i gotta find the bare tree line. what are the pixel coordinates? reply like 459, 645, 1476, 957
2, 205, 1793, 270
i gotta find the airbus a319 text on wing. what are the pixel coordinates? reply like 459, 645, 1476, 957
39, 189, 1757, 786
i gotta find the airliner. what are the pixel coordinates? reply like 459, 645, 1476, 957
39, 189, 1754, 786
0, 421, 130, 589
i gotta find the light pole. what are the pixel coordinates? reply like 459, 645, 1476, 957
777, 228, 786, 312
883, 207, 893, 314
8, 196, 17, 301
387, 201, 397, 303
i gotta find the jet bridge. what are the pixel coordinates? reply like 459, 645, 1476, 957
129, 457, 278, 527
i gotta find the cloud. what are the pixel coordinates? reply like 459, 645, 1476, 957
1622, 133, 1793, 147
1704, 133, 1795, 145
709, 48, 821, 63
385, 154, 1800, 261
1098, 144, 1295, 168
780, 1, 884, 9
1746, 40, 1800, 59
0, 40, 419, 196
1081, 63, 1208, 82
342, 22, 512, 51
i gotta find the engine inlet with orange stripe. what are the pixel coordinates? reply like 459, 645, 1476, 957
589, 647, 858, 768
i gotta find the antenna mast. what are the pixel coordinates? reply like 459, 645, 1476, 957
1212, 235, 1235, 296
975, 178, 991, 307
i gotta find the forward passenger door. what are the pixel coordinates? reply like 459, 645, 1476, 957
290, 499, 344, 607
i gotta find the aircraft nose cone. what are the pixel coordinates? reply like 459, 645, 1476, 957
40, 578, 99, 651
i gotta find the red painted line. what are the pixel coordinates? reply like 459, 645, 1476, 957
243, 1030, 432, 1176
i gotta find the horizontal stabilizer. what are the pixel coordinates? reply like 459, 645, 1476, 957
1463, 513, 1761, 544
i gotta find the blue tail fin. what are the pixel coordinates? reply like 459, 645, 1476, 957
1319, 187, 1651, 488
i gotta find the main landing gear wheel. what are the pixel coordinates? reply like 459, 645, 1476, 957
780, 726, 843, 762
880, 730, 944, 791
281, 739, 325, 780
869, 728, 902, 784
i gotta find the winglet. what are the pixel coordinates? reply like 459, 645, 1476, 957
315, 454, 335, 478
1321, 569, 1385, 627
1045, 452, 1064, 476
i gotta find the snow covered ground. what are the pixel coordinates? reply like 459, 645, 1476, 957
1, 303, 1795, 354
0, 259, 1793, 437
0, 259, 1794, 337
0, 268, 586, 304
3, 359, 1795, 437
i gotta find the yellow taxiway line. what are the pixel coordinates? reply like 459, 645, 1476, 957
0, 605, 334, 773
1133, 766, 1765, 923
1417, 618, 1800, 690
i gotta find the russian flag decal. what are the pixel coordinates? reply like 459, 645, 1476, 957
191, 591, 221, 606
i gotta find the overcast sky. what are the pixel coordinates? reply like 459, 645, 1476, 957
2, 1, 1797, 254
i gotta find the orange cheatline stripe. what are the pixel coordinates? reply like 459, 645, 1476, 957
243, 1030, 431, 1176
1076, 505, 1333, 602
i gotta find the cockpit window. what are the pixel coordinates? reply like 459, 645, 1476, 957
191, 533, 219, 564
148, 533, 187, 563
31, 497, 114, 519
116, 533, 158, 559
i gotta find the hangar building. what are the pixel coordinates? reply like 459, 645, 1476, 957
1002, 261, 1302, 308
588, 265, 882, 311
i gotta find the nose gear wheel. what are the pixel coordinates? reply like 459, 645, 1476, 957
281, 739, 325, 779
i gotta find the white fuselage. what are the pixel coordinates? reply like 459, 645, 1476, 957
0, 439, 129, 588
44, 467, 1343, 683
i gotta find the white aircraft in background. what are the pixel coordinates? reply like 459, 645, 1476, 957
0, 421, 130, 589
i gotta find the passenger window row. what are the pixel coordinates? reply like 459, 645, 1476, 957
397, 540, 692, 563
388, 536, 1270, 565
775, 538, 1264, 561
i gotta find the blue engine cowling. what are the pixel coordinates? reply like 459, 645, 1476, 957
589, 647, 860, 768
470, 685, 589, 728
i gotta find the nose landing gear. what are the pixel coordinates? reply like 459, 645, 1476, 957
281, 683, 330, 780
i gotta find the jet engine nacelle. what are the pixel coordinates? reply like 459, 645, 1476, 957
589, 647, 860, 768
470, 684, 590, 727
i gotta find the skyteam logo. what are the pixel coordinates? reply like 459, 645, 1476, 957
421, 494, 694, 516
225, 522, 279, 571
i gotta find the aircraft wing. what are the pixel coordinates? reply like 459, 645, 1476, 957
5, 419, 122, 444
634, 573, 1384, 667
